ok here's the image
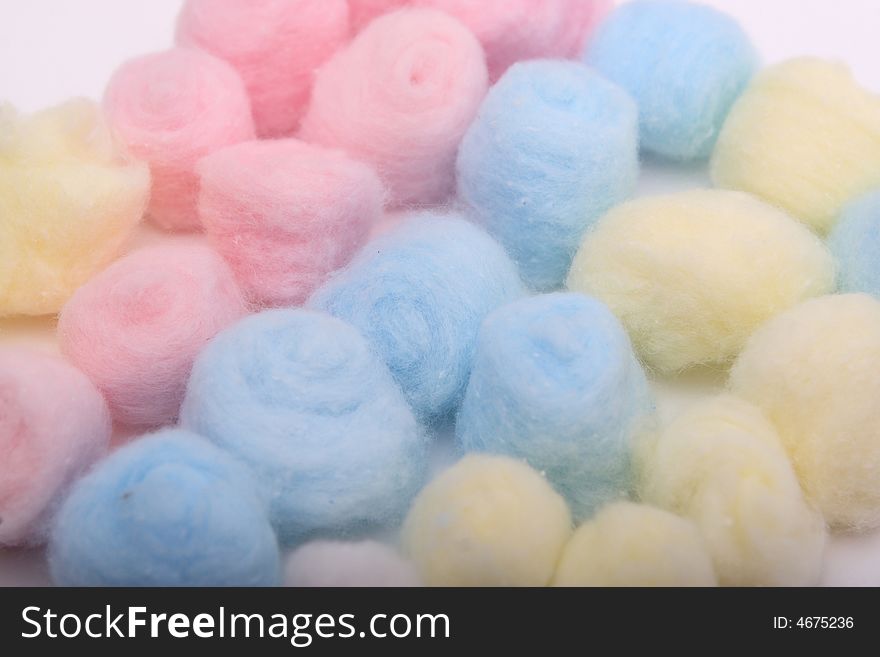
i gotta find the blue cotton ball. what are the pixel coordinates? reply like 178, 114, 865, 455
585, 0, 757, 161
456, 293, 653, 520
829, 190, 880, 297
457, 60, 638, 291
48, 430, 280, 587
309, 213, 524, 422
181, 309, 428, 544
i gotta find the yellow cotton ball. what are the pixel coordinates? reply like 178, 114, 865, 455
552, 502, 716, 587
638, 395, 826, 586
730, 294, 880, 531
567, 190, 834, 373
401, 455, 572, 586
712, 58, 880, 234
0, 99, 149, 317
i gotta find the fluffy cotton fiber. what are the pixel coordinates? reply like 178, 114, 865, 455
638, 395, 826, 586
712, 58, 880, 234
104, 48, 254, 231
349, 0, 407, 31
198, 139, 384, 307
457, 60, 638, 290
310, 213, 523, 422
0, 100, 149, 317
58, 243, 247, 428
567, 190, 835, 373
402, 455, 572, 587
176, 0, 349, 137
0, 348, 110, 546
49, 430, 281, 587
730, 294, 880, 531
181, 309, 428, 545
300, 9, 488, 208
457, 293, 652, 520
285, 541, 420, 587
829, 190, 880, 297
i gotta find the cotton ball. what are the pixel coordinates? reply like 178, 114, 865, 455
457, 293, 652, 520
457, 60, 638, 290
0, 349, 110, 546
198, 140, 383, 308
285, 541, 420, 587
402, 455, 571, 586
567, 190, 835, 373
829, 190, 880, 297
309, 213, 523, 422
104, 48, 254, 231
300, 9, 488, 208
181, 309, 428, 545
48, 429, 280, 587
349, 0, 408, 31
712, 58, 880, 234
176, 0, 349, 138
730, 294, 880, 531
0, 100, 149, 317
58, 243, 247, 428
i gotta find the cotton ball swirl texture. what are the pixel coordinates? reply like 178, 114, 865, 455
300, 9, 488, 208
0, 348, 110, 546
104, 48, 254, 231
49, 430, 280, 587
829, 191, 880, 297
58, 243, 247, 428
402, 455, 572, 587
285, 541, 420, 587
198, 139, 384, 308
457, 293, 652, 520
182, 309, 428, 545
457, 60, 638, 291
0, 100, 149, 317
585, 0, 756, 161
730, 294, 880, 531
176, 0, 349, 137
310, 213, 523, 422
567, 190, 835, 373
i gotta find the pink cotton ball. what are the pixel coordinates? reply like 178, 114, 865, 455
0, 348, 110, 546
58, 243, 248, 428
104, 48, 255, 231
300, 9, 488, 208
349, 0, 409, 31
198, 140, 384, 308
176, 0, 350, 138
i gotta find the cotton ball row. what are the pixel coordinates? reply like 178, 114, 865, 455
300, 9, 488, 208
0, 349, 110, 546
457, 293, 652, 520
198, 139, 384, 308
58, 243, 247, 428
829, 191, 880, 297
457, 60, 638, 291
285, 541, 420, 587
712, 58, 880, 234
104, 48, 254, 231
49, 430, 281, 587
568, 190, 835, 373
402, 455, 572, 587
0, 100, 149, 317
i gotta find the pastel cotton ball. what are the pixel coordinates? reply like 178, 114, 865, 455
567, 190, 835, 373
300, 9, 488, 208
457, 293, 652, 519
349, 0, 408, 31
0, 100, 149, 317
457, 59, 638, 290
176, 0, 349, 138
829, 190, 880, 297
198, 139, 383, 308
712, 58, 880, 234
309, 213, 524, 422
48, 430, 280, 587
181, 309, 428, 544
0, 349, 110, 546
638, 395, 826, 586
104, 48, 254, 231
402, 455, 572, 586
285, 541, 420, 587
730, 294, 880, 531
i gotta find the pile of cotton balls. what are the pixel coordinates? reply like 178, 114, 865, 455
3, 0, 880, 588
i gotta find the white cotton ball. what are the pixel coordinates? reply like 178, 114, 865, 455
285, 541, 420, 587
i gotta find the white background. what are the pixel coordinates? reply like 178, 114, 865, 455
1, 0, 880, 586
